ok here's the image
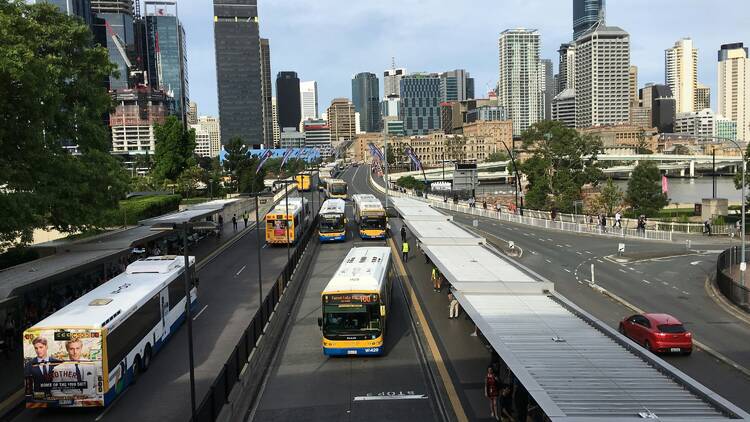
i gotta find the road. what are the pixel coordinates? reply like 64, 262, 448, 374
350, 165, 750, 413
10, 190, 325, 422
249, 180, 441, 421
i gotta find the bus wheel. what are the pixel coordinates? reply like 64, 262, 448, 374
131, 356, 141, 384
143, 345, 152, 371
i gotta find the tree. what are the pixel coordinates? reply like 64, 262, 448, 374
0, 1, 129, 248
485, 151, 510, 162
636, 130, 653, 154
221, 137, 263, 194
591, 178, 624, 216
519, 121, 603, 212
152, 116, 196, 182
176, 165, 207, 198
626, 161, 668, 216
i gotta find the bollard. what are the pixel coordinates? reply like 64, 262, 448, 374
618, 243, 625, 256
509, 241, 515, 250
591, 263, 595, 285
473, 219, 478, 227
686, 239, 691, 251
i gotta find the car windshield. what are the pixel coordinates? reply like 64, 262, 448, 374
361, 216, 385, 230
323, 304, 381, 336
319, 214, 345, 232
658, 324, 686, 333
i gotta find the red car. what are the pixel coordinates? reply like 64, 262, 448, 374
619, 313, 692, 355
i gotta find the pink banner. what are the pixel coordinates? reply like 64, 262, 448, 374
662, 175, 668, 194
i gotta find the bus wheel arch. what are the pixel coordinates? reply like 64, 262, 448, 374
143, 344, 153, 371
131, 354, 142, 384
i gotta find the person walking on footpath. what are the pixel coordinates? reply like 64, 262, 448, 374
232, 214, 238, 232
485, 366, 500, 420
402, 241, 409, 262
400, 225, 407, 243
448, 293, 459, 319
243, 211, 249, 228
614, 210, 622, 228
217, 214, 224, 238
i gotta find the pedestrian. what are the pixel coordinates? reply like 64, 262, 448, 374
551, 208, 557, 221
600, 214, 607, 233
400, 225, 407, 243
614, 211, 622, 228
704, 219, 712, 236
484, 366, 500, 420
483, 200, 487, 209
217, 214, 224, 238
736, 220, 742, 237
243, 211, 249, 228
495, 202, 502, 214
402, 240, 409, 263
448, 293, 459, 319
432, 267, 440, 292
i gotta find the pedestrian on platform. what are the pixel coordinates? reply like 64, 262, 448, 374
448, 293, 459, 319
400, 225, 407, 242
485, 366, 500, 420
243, 212, 249, 228
232, 214, 238, 231
217, 215, 224, 238
402, 241, 409, 262
432, 267, 439, 292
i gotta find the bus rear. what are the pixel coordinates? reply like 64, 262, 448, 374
266, 212, 295, 244
320, 292, 385, 356
295, 174, 311, 192
327, 180, 348, 200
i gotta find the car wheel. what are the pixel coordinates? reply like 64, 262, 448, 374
644, 340, 652, 352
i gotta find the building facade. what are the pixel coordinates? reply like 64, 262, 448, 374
352, 72, 380, 133
540, 59, 554, 120
276, 71, 301, 131
300, 80, 319, 124
109, 86, 170, 154
213, 0, 262, 147
271, 96, 280, 147
695, 83, 711, 110
279, 127, 305, 148
186, 101, 198, 125
303, 119, 332, 158
557, 43, 576, 94
575, 25, 630, 128
573, 0, 605, 40
718, 42, 750, 141
92, 1, 134, 90
191, 116, 221, 157
460, 120, 513, 151
327, 98, 357, 147
499, 28, 542, 136
39, 0, 93, 27
674, 109, 716, 138
580, 125, 658, 150
552, 88, 576, 128
665, 38, 698, 114
640, 83, 676, 133
260, 38, 273, 148
440, 69, 474, 102
384, 67, 406, 97
400, 73, 442, 135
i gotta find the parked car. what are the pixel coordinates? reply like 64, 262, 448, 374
619, 313, 692, 355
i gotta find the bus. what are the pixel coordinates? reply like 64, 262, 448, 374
318, 247, 392, 356
326, 179, 348, 200
265, 197, 311, 245
318, 199, 347, 243
22, 255, 197, 408
295, 174, 312, 192
351, 194, 387, 239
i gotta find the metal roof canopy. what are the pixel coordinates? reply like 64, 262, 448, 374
390, 197, 452, 221
141, 199, 241, 226
404, 220, 484, 246
423, 244, 552, 295
456, 291, 750, 421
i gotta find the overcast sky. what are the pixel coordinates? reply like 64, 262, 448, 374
178, 0, 750, 117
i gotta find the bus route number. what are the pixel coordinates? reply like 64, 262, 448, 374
368, 391, 415, 397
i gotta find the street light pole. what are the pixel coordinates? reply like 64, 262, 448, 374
181, 224, 196, 419
384, 130, 389, 209
255, 195, 263, 308
285, 180, 290, 263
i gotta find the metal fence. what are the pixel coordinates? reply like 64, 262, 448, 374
192, 216, 317, 422
716, 247, 750, 312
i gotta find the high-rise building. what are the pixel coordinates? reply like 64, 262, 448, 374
674, 109, 716, 138
276, 71, 301, 131
629, 65, 639, 108
695, 83, 711, 111
575, 24, 630, 128
718, 43, 750, 141
352, 72, 380, 133
260, 38, 273, 148
540, 59, 554, 120
144, 1, 188, 123
640, 84, 676, 133
440, 69, 474, 102
91, 0, 132, 14
552, 88, 576, 128
384, 67, 407, 97
665, 38, 698, 114
400, 73, 442, 136
499, 28, 542, 136
380, 96, 401, 119
280, 127, 305, 148
191, 116, 221, 157
271, 96, 280, 147
573, 0, 605, 40
109, 86, 170, 154
327, 98, 357, 147
715, 115, 737, 141
92, 0, 134, 90
213, 0, 262, 147
303, 119, 332, 158
557, 43, 576, 94
37, 0, 93, 27
186, 101, 198, 125
300, 81, 319, 124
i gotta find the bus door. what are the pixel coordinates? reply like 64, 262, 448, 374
160, 288, 170, 338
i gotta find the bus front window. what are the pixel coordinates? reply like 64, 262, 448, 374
319, 215, 344, 233
361, 216, 385, 230
331, 185, 347, 195
323, 304, 381, 338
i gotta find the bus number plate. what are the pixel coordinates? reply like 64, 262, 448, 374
347, 350, 357, 355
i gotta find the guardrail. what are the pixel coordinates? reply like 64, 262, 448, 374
192, 215, 317, 422
716, 247, 750, 312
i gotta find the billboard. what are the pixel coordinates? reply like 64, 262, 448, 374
23, 328, 104, 407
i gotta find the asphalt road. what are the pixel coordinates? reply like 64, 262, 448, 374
351, 166, 750, 414
10, 190, 325, 422
249, 182, 439, 422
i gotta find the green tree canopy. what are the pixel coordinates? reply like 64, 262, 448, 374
626, 161, 669, 216
591, 178, 624, 216
221, 137, 264, 193
485, 151, 510, 162
152, 116, 196, 182
0, 1, 129, 248
519, 121, 603, 212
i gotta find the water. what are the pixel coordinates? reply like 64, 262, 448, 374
613, 177, 741, 205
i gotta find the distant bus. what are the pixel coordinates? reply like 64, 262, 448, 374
351, 194, 387, 239
265, 197, 311, 245
318, 247, 393, 356
318, 199, 347, 243
22, 256, 197, 408
295, 174, 312, 192
326, 179, 348, 200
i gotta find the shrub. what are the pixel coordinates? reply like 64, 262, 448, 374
101, 195, 182, 226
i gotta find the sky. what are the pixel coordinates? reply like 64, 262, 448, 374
178, 0, 750, 118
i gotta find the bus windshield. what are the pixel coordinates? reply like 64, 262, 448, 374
330, 184, 347, 195
361, 216, 385, 230
319, 214, 345, 233
323, 303, 381, 338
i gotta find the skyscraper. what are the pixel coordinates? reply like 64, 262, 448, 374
352, 72, 380, 133
499, 28, 542, 136
276, 71, 301, 131
696, 83, 711, 110
718, 43, 750, 141
260, 38, 273, 148
92, 0, 134, 90
575, 25, 630, 128
540, 59, 554, 120
36, 0, 93, 27
573, 0, 605, 40
327, 98, 357, 147
640, 84, 676, 133
271, 96, 280, 147
213, 0, 262, 147
400, 73, 442, 136
440, 69, 474, 102
384, 67, 407, 97
665, 38, 698, 114
144, 1, 189, 123
300, 81, 319, 123
557, 43, 576, 94
187, 101, 198, 125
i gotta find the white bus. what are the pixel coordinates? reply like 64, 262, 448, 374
318, 247, 393, 356
22, 255, 197, 408
265, 197, 311, 245
318, 199, 347, 243
351, 194, 387, 239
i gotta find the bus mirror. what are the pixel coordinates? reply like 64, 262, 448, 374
380, 305, 386, 317
317, 317, 323, 328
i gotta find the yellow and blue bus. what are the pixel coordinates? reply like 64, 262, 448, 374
352, 194, 387, 239
22, 256, 197, 408
318, 199, 347, 242
326, 179, 348, 200
318, 247, 392, 356
265, 197, 310, 245
294, 174, 312, 192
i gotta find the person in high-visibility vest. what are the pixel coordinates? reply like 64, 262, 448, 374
402, 241, 409, 263
432, 267, 440, 292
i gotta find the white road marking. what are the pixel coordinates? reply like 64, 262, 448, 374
193, 305, 208, 321
576, 251, 583, 255
565, 244, 573, 248
618, 269, 627, 273
662, 281, 669, 286
682, 290, 690, 295
530, 250, 538, 255
353, 394, 428, 401
236, 265, 246, 276
585, 251, 592, 254
547, 238, 553, 241
691, 261, 702, 266
642, 279, 651, 284
262, 244, 268, 249
596, 259, 604, 263
556, 244, 564, 248
564, 268, 572, 273
628, 267, 636, 271
545, 259, 552, 263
